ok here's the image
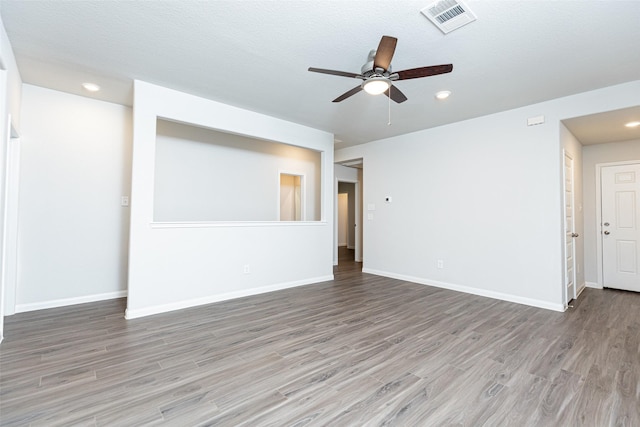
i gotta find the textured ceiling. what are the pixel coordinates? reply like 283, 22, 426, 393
1, 1, 639, 147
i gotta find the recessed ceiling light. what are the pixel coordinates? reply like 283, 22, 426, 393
435, 90, 451, 100
625, 121, 640, 128
82, 82, 101, 92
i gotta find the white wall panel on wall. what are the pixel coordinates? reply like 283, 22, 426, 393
16, 85, 132, 309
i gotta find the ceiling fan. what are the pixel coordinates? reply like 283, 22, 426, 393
309, 35, 453, 103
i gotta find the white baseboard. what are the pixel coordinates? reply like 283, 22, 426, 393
125, 275, 334, 320
585, 281, 603, 289
362, 268, 565, 312
15, 290, 128, 314
576, 282, 587, 297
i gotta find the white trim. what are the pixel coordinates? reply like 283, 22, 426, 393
585, 281, 603, 289
595, 160, 640, 289
151, 220, 326, 229
124, 275, 334, 319
576, 282, 586, 297
15, 290, 128, 313
334, 177, 339, 265
561, 149, 577, 306
363, 268, 565, 312
1, 132, 20, 316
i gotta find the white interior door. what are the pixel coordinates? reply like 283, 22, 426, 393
563, 153, 577, 302
601, 163, 640, 292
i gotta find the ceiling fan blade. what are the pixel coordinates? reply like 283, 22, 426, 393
373, 36, 398, 71
308, 67, 362, 79
333, 86, 363, 102
396, 64, 453, 80
384, 85, 408, 104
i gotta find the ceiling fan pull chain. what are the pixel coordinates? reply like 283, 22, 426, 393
388, 88, 392, 126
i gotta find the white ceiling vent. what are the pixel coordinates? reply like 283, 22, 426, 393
421, 0, 477, 34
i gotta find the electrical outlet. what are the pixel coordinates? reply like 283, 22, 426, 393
243, 264, 251, 274
121, 196, 129, 207
437, 260, 444, 269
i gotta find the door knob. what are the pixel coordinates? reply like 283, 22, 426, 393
571, 233, 579, 238
604, 230, 610, 235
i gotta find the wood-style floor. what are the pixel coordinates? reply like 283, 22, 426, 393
1, 248, 639, 426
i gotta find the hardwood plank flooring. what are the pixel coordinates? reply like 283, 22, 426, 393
1, 248, 639, 426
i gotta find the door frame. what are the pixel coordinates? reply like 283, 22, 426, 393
1, 115, 20, 342
2, 131, 20, 316
562, 150, 577, 306
595, 160, 640, 288
334, 177, 361, 265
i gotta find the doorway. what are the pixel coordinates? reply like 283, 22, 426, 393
337, 183, 355, 262
563, 151, 577, 304
334, 159, 362, 268
597, 161, 640, 292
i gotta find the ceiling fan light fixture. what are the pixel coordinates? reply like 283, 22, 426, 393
362, 77, 390, 95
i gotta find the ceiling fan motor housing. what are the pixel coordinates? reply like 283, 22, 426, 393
361, 50, 392, 75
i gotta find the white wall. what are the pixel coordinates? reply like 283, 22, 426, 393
582, 138, 640, 286
127, 81, 334, 319
15, 85, 132, 311
560, 123, 585, 296
154, 119, 321, 222
0, 15, 22, 340
336, 81, 640, 311
337, 193, 348, 246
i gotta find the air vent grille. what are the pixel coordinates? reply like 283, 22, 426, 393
435, 5, 464, 23
421, 0, 476, 34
